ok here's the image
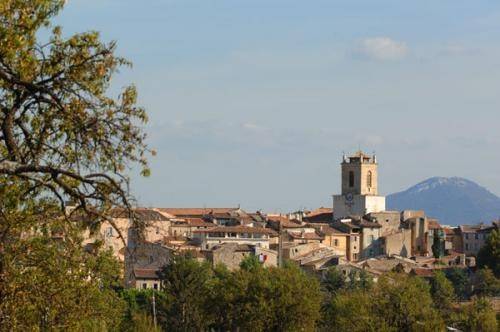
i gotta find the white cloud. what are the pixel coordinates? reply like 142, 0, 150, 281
355, 37, 409, 61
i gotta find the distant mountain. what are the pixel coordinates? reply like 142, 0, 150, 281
387, 177, 500, 226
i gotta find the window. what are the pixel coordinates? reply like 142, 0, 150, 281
334, 239, 339, 247
105, 227, 114, 237
142, 283, 147, 289
153, 283, 158, 290
465, 244, 469, 250
349, 171, 354, 187
156, 227, 160, 235
475, 234, 478, 240
465, 234, 469, 240
367, 171, 372, 188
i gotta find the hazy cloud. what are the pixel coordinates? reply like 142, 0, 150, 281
354, 37, 409, 61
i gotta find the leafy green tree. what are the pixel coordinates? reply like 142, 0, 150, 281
450, 297, 498, 332
120, 289, 162, 332
373, 274, 445, 331
269, 264, 322, 331
472, 267, 500, 297
477, 229, 500, 277
1, 0, 151, 327
0, 202, 125, 330
321, 290, 391, 332
430, 270, 455, 315
240, 253, 262, 271
0, 0, 151, 220
157, 254, 214, 331
322, 266, 346, 294
446, 267, 470, 300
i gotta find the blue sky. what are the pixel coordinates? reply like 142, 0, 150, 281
56, 0, 500, 211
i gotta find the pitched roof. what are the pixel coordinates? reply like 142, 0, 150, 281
194, 226, 277, 236
110, 208, 170, 221
157, 208, 238, 217
171, 218, 216, 228
428, 219, 441, 230
288, 231, 324, 240
133, 268, 160, 279
411, 268, 434, 278
306, 207, 333, 217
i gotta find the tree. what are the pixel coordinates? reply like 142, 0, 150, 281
1, 1, 151, 326
446, 267, 470, 300
472, 267, 500, 297
321, 290, 391, 332
322, 266, 346, 294
157, 254, 214, 331
120, 288, 162, 332
429, 270, 455, 317
450, 297, 498, 332
0, 0, 151, 228
373, 274, 444, 331
0, 202, 125, 330
477, 229, 500, 277
431, 230, 443, 259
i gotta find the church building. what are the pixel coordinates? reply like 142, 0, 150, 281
333, 151, 386, 220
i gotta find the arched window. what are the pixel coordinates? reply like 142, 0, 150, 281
367, 171, 373, 188
349, 171, 354, 187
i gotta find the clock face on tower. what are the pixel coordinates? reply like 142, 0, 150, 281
345, 192, 354, 202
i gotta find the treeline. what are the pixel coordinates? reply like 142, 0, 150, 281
122, 253, 500, 332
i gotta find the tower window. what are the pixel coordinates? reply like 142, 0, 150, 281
367, 171, 373, 188
349, 171, 354, 187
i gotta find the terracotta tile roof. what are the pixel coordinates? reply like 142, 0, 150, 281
170, 218, 216, 228
266, 215, 289, 223
443, 227, 456, 235
194, 226, 277, 236
411, 268, 434, 277
314, 225, 348, 236
428, 219, 441, 230
306, 207, 333, 218
357, 219, 382, 228
288, 231, 324, 240
110, 208, 170, 221
133, 268, 160, 279
460, 224, 488, 233
157, 208, 238, 217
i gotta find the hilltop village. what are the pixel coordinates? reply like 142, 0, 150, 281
82, 151, 499, 289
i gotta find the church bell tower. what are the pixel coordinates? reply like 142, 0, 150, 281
333, 151, 385, 219
341, 151, 378, 196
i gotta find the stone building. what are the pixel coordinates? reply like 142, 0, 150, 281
81, 208, 170, 263
193, 226, 277, 250
333, 151, 386, 219
208, 243, 277, 270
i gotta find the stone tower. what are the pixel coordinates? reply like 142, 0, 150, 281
333, 151, 385, 219
341, 151, 378, 196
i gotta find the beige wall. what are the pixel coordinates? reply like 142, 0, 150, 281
341, 162, 378, 196
134, 279, 160, 290
323, 234, 347, 258
384, 229, 412, 257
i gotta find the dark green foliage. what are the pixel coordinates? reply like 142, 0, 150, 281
472, 268, 500, 297
430, 271, 455, 318
322, 266, 346, 294
446, 267, 470, 300
157, 254, 214, 331
477, 229, 500, 277
432, 230, 444, 259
